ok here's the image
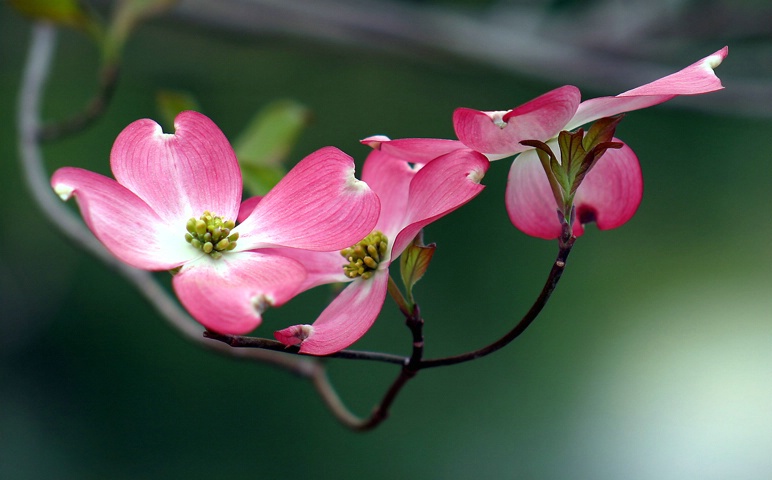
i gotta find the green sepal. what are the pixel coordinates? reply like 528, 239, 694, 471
399, 235, 436, 305
156, 90, 201, 132
234, 100, 311, 196
10, 0, 105, 41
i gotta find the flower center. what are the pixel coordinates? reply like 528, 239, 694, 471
341, 231, 388, 279
184, 211, 239, 259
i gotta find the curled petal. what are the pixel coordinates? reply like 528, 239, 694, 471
567, 47, 727, 129
173, 251, 306, 334
236, 146, 380, 251
574, 142, 643, 232
392, 148, 489, 257
453, 86, 581, 157
505, 149, 563, 239
618, 46, 727, 97
111, 111, 242, 226
51, 167, 197, 269
275, 270, 390, 355
505, 141, 642, 239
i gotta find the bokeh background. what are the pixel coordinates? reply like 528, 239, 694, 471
2, 1, 771, 478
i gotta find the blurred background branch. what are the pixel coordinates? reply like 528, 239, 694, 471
156, 0, 772, 117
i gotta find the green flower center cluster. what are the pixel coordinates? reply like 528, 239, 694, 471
184, 211, 239, 259
341, 231, 388, 279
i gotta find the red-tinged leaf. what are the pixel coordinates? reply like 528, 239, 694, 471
582, 115, 623, 151
400, 239, 436, 300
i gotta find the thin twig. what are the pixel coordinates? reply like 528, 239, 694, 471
204, 331, 409, 366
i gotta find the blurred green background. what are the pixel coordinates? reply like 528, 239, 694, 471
2, 1, 771, 479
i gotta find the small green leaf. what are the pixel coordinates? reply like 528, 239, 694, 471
558, 130, 584, 172
156, 90, 201, 132
399, 235, 436, 305
550, 156, 570, 193
234, 100, 310, 195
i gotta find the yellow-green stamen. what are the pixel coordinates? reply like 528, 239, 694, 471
341, 231, 388, 279
184, 211, 239, 259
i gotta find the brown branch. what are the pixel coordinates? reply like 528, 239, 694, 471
204, 331, 409, 366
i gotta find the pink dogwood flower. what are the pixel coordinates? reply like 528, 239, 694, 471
267, 142, 489, 355
51, 111, 380, 335
453, 47, 727, 239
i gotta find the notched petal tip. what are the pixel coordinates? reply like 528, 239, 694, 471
274, 324, 314, 346
706, 46, 729, 70
467, 165, 486, 184
53, 183, 74, 201
345, 174, 370, 194
251, 293, 275, 316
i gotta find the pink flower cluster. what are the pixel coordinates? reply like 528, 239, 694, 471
52, 47, 726, 354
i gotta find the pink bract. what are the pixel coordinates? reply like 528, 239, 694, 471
52, 111, 380, 334
273, 142, 490, 355
452, 47, 727, 239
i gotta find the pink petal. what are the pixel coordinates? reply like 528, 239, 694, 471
567, 47, 727, 129
236, 146, 380, 251
110, 111, 242, 226
618, 46, 727, 97
260, 248, 350, 292
453, 86, 581, 156
505, 141, 642, 239
173, 251, 306, 334
51, 167, 198, 269
505, 148, 568, 240
363, 136, 467, 163
275, 270, 389, 355
361, 148, 417, 240
392, 148, 489, 257
573, 142, 643, 233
